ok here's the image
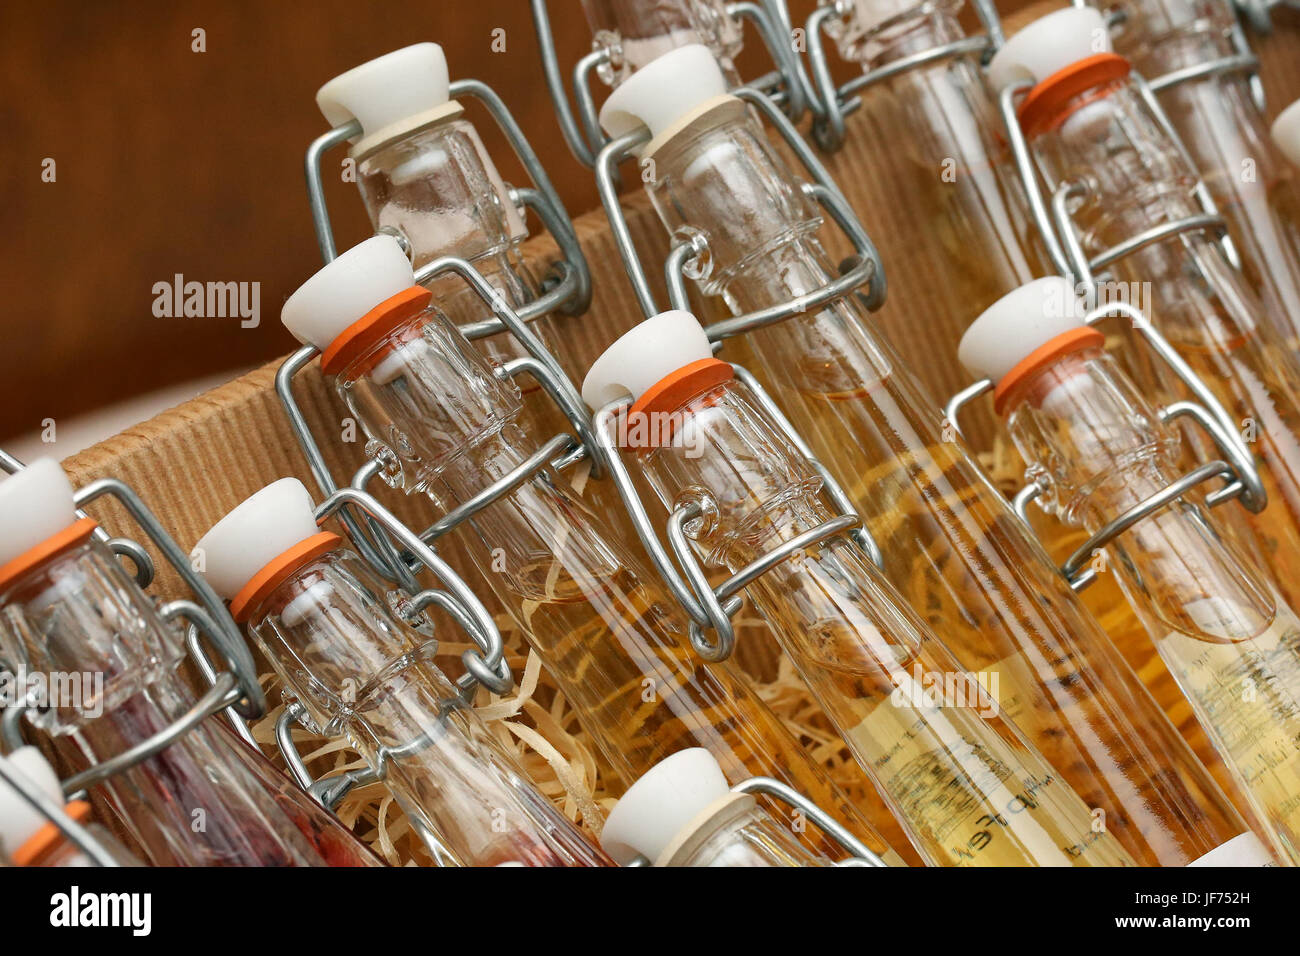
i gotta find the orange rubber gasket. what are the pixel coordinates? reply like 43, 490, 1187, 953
1017, 53, 1131, 139
228, 532, 342, 623
319, 286, 433, 378
14, 800, 92, 866
993, 327, 1106, 415
0, 517, 99, 594
623, 358, 734, 450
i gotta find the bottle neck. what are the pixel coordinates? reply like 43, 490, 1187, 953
837, 0, 967, 68
581, 0, 743, 85
354, 116, 527, 272
337, 309, 524, 496
1031, 79, 1201, 254
1005, 350, 1281, 642
0, 540, 184, 735
661, 793, 825, 866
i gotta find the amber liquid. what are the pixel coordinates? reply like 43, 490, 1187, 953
730, 516, 1134, 866
431, 445, 904, 864
721, 271, 1248, 865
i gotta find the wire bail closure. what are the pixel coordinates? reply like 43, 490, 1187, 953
805, 0, 1004, 152
595, 85, 887, 327
946, 301, 1268, 592
277, 255, 614, 697
529, 0, 816, 169
0, 454, 270, 828
592, 361, 884, 665
303, 75, 592, 325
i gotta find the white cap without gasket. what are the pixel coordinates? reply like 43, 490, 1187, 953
598, 44, 729, 144
0, 747, 65, 855
317, 44, 451, 144
1273, 98, 1300, 168
281, 235, 416, 351
958, 277, 1090, 382
986, 6, 1113, 93
0, 459, 80, 568
600, 748, 732, 865
581, 310, 713, 410
195, 479, 323, 600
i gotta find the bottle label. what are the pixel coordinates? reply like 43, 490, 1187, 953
848, 672, 1120, 866
1163, 596, 1300, 856
1186, 831, 1276, 867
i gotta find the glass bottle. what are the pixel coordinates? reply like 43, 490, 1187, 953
0, 460, 377, 867
586, 310, 1139, 866
279, 234, 906, 865
196, 477, 613, 867
316, 44, 561, 381
0, 746, 140, 866
1106, 0, 1300, 343
816, 0, 1051, 417
600, 748, 830, 867
596, 43, 1260, 866
579, 0, 745, 87
989, 7, 1300, 614
964, 275, 1300, 864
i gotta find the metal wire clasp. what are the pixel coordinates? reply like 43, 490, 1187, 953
997, 66, 1244, 283
595, 85, 886, 329
530, 0, 816, 169
303, 75, 591, 324
277, 256, 609, 695
591, 362, 883, 664
945, 301, 1267, 591
0, 454, 268, 804
617, 774, 889, 867
805, 0, 1003, 152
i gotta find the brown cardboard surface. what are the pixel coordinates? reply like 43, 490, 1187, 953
49, 7, 1300, 838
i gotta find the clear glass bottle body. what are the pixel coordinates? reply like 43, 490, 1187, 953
1028, 78, 1300, 614
636, 101, 1254, 865
580, 0, 743, 86
1109, 0, 1300, 342
638, 380, 1136, 866
330, 307, 904, 864
828, 0, 1049, 410
246, 546, 611, 867
1005, 347, 1300, 864
0, 540, 339, 866
353, 115, 561, 379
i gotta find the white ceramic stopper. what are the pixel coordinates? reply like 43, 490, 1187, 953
600, 748, 731, 865
1272, 98, 1300, 168
581, 310, 713, 410
0, 747, 65, 854
317, 43, 451, 143
0, 459, 80, 568
281, 235, 416, 351
196, 478, 323, 599
987, 7, 1112, 92
598, 44, 729, 143
958, 277, 1090, 382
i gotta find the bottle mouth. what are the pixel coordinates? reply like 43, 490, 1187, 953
0, 517, 99, 596
992, 327, 1105, 415
1016, 53, 1131, 138
228, 532, 342, 623
619, 358, 734, 450
319, 286, 434, 379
